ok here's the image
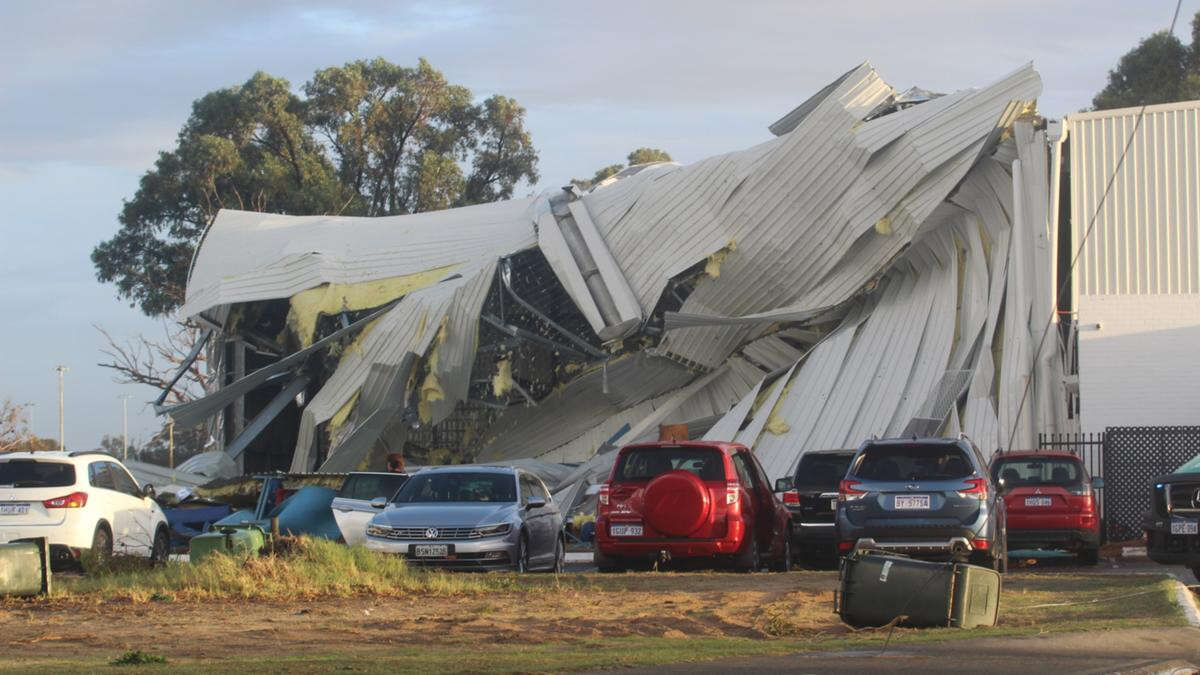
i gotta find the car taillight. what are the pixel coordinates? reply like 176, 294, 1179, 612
782, 489, 800, 505
972, 538, 990, 550
598, 483, 610, 507
838, 479, 866, 501
957, 478, 988, 500
44, 491, 87, 509
726, 481, 740, 505
837, 540, 856, 553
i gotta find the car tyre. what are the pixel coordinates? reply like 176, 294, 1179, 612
547, 537, 565, 574
150, 526, 170, 567
594, 547, 625, 573
771, 528, 793, 572
1192, 565, 1200, 585
514, 533, 529, 573
734, 529, 760, 573
91, 524, 113, 566
1077, 545, 1099, 566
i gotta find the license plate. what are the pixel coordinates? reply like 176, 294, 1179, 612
611, 524, 643, 537
413, 544, 449, 557
1171, 521, 1199, 535
0, 504, 28, 516
1024, 497, 1053, 507
894, 495, 930, 510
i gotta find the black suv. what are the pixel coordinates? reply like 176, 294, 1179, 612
1144, 468, 1200, 583
773, 449, 855, 566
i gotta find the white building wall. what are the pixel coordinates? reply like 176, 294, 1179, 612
1077, 293, 1200, 436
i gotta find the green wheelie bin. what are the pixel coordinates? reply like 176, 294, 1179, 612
834, 549, 1001, 628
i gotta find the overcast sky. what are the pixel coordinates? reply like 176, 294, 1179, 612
0, 0, 1192, 450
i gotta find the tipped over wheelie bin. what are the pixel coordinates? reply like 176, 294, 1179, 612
834, 549, 1000, 628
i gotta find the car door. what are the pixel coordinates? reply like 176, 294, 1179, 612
747, 451, 784, 555
86, 461, 125, 553
108, 463, 154, 555
519, 472, 552, 564
331, 473, 409, 547
732, 451, 771, 552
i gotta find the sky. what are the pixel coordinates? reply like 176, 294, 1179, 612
0, 0, 1193, 450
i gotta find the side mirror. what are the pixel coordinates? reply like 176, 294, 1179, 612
1092, 477, 1105, 489
526, 497, 547, 510
142, 484, 156, 499
774, 477, 794, 492
369, 497, 388, 509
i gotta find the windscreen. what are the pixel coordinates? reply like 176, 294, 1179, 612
793, 453, 854, 490
852, 444, 974, 482
393, 472, 516, 503
614, 447, 724, 482
339, 473, 409, 501
0, 460, 76, 488
992, 458, 1083, 488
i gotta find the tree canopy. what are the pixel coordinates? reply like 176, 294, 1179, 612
1092, 12, 1200, 110
571, 147, 673, 191
94, 58, 539, 317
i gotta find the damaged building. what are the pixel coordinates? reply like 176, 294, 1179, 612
158, 62, 1079, 512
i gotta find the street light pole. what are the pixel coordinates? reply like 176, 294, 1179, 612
55, 365, 68, 451
119, 394, 132, 460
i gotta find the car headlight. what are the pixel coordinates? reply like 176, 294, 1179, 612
474, 523, 511, 537
366, 524, 391, 537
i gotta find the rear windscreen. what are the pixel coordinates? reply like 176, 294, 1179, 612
614, 447, 724, 482
852, 445, 974, 482
794, 453, 854, 490
338, 473, 409, 501
0, 460, 76, 488
992, 458, 1083, 488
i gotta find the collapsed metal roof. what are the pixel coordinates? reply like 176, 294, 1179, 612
170, 61, 1071, 510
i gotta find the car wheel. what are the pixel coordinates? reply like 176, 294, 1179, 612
514, 533, 529, 573
734, 530, 760, 573
549, 537, 565, 574
772, 530, 793, 572
1191, 565, 1200, 585
594, 547, 625, 573
1077, 544, 1099, 566
91, 524, 113, 566
150, 526, 170, 567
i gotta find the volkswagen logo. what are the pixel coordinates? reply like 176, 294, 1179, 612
424, 528, 439, 539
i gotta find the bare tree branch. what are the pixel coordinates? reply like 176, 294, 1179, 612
94, 320, 212, 406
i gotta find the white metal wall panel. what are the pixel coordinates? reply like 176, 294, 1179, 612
1069, 100, 1200, 298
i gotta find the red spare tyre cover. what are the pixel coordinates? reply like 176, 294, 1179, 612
643, 470, 712, 537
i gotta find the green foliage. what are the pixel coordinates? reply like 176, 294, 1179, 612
571, 148, 672, 191
110, 650, 166, 666
94, 59, 540, 317
626, 147, 672, 165
1092, 13, 1200, 111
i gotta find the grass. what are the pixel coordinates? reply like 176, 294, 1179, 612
54, 537, 544, 602
109, 650, 166, 666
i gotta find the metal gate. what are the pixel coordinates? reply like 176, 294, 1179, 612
1102, 426, 1200, 542
1038, 432, 1106, 539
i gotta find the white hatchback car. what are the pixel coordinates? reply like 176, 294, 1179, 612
0, 451, 170, 566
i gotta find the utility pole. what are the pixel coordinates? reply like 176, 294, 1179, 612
55, 365, 68, 451
119, 394, 132, 460
167, 418, 175, 469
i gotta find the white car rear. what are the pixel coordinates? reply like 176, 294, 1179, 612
0, 451, 170, 565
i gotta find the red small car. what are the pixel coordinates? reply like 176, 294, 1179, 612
990, 451, 1103, 564
594, 441, 793, 572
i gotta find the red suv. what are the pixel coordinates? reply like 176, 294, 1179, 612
990, 451, 1102, 564
594, 441, 792, 572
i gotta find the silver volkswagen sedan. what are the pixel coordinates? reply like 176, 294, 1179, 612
364, 466, 564, 572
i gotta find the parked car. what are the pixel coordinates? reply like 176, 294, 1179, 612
835, 437, 1007, 572
331, 472, 410, 547
1143, 466, 1200, 583
364, 466, 564, 572
774, 449, 855, 566
594, 441, 792, 572
990, 451, 1102, 564
0, 451, 170, 566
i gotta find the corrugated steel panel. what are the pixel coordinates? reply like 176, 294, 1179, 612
181, 199, 537, 318
1069, 100, 1200, 297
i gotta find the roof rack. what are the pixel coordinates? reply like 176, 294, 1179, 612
67, 450, 118, 459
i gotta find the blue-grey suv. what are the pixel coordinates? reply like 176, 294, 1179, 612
835, 437, 1007, 572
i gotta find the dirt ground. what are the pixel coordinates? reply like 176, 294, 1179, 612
0, 572, 840, 664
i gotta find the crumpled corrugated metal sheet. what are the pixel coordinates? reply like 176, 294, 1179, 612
181, 200, 537, 319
